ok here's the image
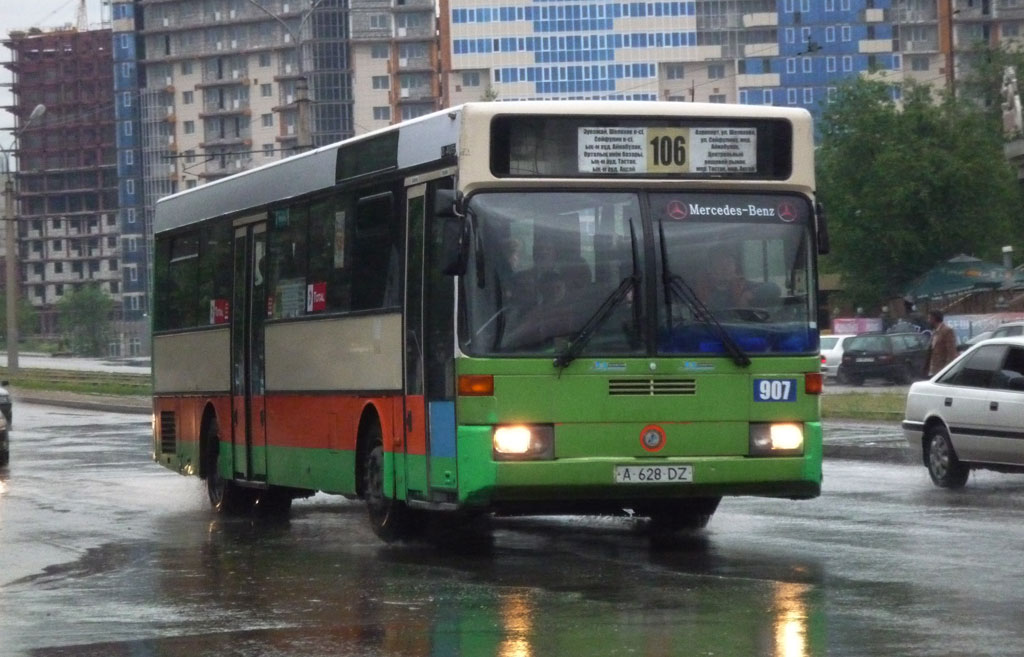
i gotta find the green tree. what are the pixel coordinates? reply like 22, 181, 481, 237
0, 295, 39, 346
57, 284, 114, 356
817, 78, 1021, 308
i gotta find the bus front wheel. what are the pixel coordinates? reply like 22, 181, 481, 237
362, 425, 417, 542
205, 424, 256, 515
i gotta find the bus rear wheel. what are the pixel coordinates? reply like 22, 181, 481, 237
362, 425, 417, 542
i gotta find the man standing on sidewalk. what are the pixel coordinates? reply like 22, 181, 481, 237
927, 310, 957, 376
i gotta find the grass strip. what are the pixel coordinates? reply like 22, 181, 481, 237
821, 391, 905, 421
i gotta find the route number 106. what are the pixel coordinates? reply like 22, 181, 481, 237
648, 135, 686, 167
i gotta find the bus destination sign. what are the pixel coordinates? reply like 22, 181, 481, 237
577, 126, 757, 175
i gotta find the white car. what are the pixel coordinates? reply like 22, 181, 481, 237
819, 334, 855, 379
903, 336, 1024, 488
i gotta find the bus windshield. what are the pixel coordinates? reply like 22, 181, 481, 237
461, 192, 645, 356
460, 191, 816, 358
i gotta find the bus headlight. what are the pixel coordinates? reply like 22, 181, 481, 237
493, 425, 554, 461
749, 423, 804, 456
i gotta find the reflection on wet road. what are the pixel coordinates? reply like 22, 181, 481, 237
2, 403, 1024, 656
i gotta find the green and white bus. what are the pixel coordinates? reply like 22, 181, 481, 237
152, 101, 826, 540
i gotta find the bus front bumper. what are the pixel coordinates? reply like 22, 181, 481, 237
455, 425, 823, 511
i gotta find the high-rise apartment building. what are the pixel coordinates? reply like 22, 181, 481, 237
440, 0, 1024, 121
2, 28, 123, 336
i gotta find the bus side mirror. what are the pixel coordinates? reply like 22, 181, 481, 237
440, 217, 469, 276
815, 201, 830, 255
436, 189, 469, 276
434, 189, 463, 219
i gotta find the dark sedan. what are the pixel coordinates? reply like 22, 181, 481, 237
837, 332, 930, 385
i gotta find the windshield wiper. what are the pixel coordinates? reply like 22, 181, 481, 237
553, 220, 640, 371
658, 223, 750, 368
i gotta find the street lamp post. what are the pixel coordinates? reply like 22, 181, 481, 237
2, 103, 46, 375
246, 0, 329, 152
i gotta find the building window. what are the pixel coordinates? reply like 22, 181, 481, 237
123, 121, 132, 136
803, 88, 813, 103
665, 63, 685, 80
709, 94, 726, 103
372, 75, 390, 89
787, 88, 797, 104
130, 295, 140, 310
127, 208, 136, 224
462, 71, 481, 87
371, 44, 389, 59
826, 26, 835, 42
259, 52, 271, 67
261, 83, 273, 97
841, 0, 850, 8
184, 121, 195, 134
801, 27, 811, 42
707, 64, 725, 79
53, 240, 63, 251
262, 113, 274, 127
125, 150, 134, 166
122, 91, 132, 107
787, 58, 796, 74
892, 54, 901, 70
827, 56, 837, 72
843, 56, 853, 72
128, 238, 138, 253
762, 89, 772, 105
263, 143, 274, 156
183, 90, 193, 104
129, 267, 138, 282
825, 0, 834, 9
911, 56, 929, 71
373, 106, 391, 121
841, 25, 851, 41
802, 58, 812, 73
126, 180, 135, 195
785, 28, 795, 43
370, 14, 388, 28
186, 180, 198, 189
55, 284, 64, 297
181, 61, 193, 75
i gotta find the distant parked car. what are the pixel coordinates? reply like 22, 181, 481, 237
820, 334, 855, 379
958, 330, 993, 352
904, 336, 1024, 488
0, 413, 8, 467
989, 321, 1024, 339
0, 380, 11, 426
837, 332, 930, 385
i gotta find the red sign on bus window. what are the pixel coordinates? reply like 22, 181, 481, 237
210, 298, 230, 325
307, 282, 326, 312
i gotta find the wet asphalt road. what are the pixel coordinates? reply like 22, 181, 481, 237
3, 404, 1024, 656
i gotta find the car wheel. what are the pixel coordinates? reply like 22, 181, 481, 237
925, 425, 969, 489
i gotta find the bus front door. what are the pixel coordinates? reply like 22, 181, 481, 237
404, 179, 458, 503
231, 221, 269, 482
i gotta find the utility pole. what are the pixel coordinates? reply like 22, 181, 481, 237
246, 0, 328, 152
2, 103, 47, 374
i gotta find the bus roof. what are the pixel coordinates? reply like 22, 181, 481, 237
154, 100, 813, 234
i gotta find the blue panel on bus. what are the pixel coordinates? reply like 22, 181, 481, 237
429, 402, 457, 458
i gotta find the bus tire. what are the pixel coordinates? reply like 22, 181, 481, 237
361, 422, 416, 542
204, 421, 256, 515
254, 487, 293, 516
648, 496, 721, 533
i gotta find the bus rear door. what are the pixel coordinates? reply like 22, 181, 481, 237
231, 220, 269, 482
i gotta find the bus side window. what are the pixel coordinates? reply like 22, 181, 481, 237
268, 204, 309, 319
351, 191, 401, 311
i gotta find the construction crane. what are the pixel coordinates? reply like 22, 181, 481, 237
76, 0, 88, 31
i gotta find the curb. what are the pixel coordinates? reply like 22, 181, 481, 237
15, 394, 150, 416
823, 443, 914, 465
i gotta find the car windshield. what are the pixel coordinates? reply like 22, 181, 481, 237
820, 337, 839, 350
459, 191, 817, 358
